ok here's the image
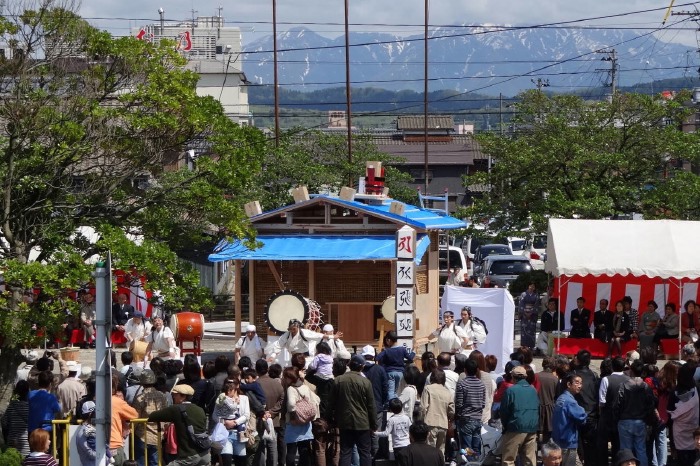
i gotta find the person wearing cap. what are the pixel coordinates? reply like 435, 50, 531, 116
614, 449, 640, 466
56, 360, 86, 418
132, 369, 167, 466
124, 310, 152, 346
142, 314, 179, 362
320, 324, 347, 358
423, 310, 468, 356
500, 365, 539, 466
76, 400, 112, 466
79, 290, 97, 348
148, 383, 210, 466
266, 319, 328, 364
235, 324, 266, 362
330, 354, 377, 466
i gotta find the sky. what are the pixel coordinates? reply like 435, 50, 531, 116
78, 0, 700, 47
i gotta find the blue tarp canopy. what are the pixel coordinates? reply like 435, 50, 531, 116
208, 234, 431, 264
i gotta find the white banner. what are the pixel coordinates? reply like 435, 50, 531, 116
440, 286, 514, 373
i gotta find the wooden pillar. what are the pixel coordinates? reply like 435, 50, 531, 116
234, 260, 242, 340
308, 261, 315, 300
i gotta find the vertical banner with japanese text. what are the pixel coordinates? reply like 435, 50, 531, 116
395, 226, 416, 349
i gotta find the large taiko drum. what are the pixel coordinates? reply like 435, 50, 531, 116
131, 340, 149, 363
169, 312, 205, 341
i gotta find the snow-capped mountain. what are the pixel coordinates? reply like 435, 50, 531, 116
242, 25, 697, 96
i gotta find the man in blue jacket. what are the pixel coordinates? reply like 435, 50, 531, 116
500, 365, 539, 466
552, 373, 587, 466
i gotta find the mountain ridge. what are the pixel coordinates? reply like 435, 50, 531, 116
242, 25, 698, 96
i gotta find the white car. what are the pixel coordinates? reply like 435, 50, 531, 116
524, 234, 547, 270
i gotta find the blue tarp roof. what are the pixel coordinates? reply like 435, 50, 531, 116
208, 234, 431, 263
251, 195, 467, 231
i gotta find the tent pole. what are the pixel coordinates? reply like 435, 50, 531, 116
679, 279, 683, 361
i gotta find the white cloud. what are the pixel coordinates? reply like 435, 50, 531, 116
75, 0, 695, 46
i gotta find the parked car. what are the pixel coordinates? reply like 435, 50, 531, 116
524, 234, 547, 270
462, 235, 508, 274
472, 244, 513, 275
439, 246, 468, 286
508, 237, 528, 255
479, 255, 533, 288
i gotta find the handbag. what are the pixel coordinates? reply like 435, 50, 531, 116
210, 421, 228, 449
291, 387, 316, 425
164, 423, 178, 455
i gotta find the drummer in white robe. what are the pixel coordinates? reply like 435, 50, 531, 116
235, 324, 266, 361
456, 306, 487, 355
423, 310, 469, 355
124, 311, 152, 348
267, 318, 328, 364
142, 315, 179, 362
316, 324, 347, 357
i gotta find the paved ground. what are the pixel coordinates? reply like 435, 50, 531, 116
26, 333, 613, 374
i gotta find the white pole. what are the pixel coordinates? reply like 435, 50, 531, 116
92, 254, 113, 466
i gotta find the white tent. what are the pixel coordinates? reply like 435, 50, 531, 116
440, 287, 515, 372
545, 219, 700, 279
545, 219, 700, 353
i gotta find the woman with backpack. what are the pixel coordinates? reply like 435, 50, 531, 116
282, 366, 318, 466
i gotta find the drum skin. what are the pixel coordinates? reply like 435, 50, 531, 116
169, 312, 205, 341
264, 290, 310, 333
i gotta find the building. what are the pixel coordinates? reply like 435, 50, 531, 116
208, 193, 466, 345
373, 116, 487, 213
132, 15, 251, 126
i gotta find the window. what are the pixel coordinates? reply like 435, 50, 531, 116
532, 235, 547, 249
489, 260, 532, 275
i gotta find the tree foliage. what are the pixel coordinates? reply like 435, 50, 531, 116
462, 90, 700, 234
252, 129, 416, 210
0, 1, 265, 353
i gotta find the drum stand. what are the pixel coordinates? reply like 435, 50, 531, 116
177, 337, 202, 357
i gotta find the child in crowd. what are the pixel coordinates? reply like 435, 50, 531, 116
376, 331, 416, 398
375, 398, 411, 457
308, 341, 334, 380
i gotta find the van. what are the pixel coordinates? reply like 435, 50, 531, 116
439, 246, 468, 286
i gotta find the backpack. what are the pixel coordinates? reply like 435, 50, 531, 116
178, 404, 211, 451
290, 386, 316, 425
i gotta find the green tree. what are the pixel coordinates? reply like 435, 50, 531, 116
462, 90, 700, 234
0, 1, 264, 371
253, 130, 415, 209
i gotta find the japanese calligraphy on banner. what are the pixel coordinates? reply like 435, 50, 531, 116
396, 311, 415, 338
396, 225, 416, 259
395, 226, 416, 347
395, 286, 415, 311
396, 262, 415, 286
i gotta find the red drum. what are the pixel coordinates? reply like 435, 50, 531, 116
169, 312, 205, 341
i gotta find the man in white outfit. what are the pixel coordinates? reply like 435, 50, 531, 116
235, 324, 266, 362
426, 311, 468, 355
320, 324, 347, 357
267, 319, 326, 364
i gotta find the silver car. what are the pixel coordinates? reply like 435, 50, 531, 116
480, 255, 533, 288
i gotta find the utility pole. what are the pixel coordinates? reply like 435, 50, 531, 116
499, 93, 504, 135
597, 49, 618, 98
158, 8, 165, 36
191, 9, 198, 35
531, 78, 550, 92
423, 0, 429, 194
272, 0, 280, 147
344, 0, 353, 172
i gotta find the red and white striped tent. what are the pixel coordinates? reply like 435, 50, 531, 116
545, 219, 700, 351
